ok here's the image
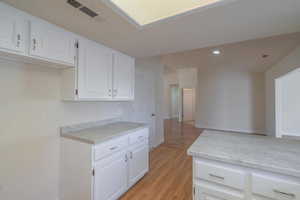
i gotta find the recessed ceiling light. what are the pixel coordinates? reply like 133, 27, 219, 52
212, 49, 221, 55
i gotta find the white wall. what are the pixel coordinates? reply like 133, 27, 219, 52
0, 57, 163, 200
265, 45, 300, 136
178, 68, 198, 89
195, 66, 265, 134
121, 57, 165, 147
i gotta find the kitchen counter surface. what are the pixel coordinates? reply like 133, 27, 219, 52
187, 130, 300, 178
61, 121, 147, 144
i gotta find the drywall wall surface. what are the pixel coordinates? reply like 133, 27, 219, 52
265, 45, 300, 136
178, 68, 197, 88
195, 66, 265, 134
121, 57, 165, 147
0, 57, 163, 200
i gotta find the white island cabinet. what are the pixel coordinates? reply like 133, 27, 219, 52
60, 122, 149, 200
188, 131, 300, 200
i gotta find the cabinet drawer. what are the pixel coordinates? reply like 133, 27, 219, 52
252, 172, 300, 200
195, 182, 244, 200
94, 136, 128, 161
129, 128, 149, 145
194, 159, 246, 190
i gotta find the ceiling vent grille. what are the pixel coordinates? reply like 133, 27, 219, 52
67, 0, 99, 18
79, 7, 98, 18
67, 0, 81, 8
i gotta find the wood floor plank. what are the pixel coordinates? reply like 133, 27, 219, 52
120, 120, 203, 200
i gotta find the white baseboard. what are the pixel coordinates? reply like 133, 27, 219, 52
195, 123, 266, 135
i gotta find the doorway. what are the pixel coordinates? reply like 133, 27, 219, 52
182, 88, 196, 124
170, 84, 179, 119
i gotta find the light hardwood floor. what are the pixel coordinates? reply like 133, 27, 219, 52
120, 119, 203, 200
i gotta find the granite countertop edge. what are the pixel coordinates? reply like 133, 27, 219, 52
60, 122, 148, 145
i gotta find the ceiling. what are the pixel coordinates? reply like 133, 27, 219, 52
3, 0, 300, 58
162, 33, 300, 72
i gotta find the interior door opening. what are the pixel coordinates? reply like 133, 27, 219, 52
182, 88, 196, 125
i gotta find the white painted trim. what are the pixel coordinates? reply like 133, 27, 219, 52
275, 76, 283, 138
101, 0, 238, 29
195, 123, 266, 135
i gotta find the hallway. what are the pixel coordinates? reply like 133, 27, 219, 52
120, 119, 203, 200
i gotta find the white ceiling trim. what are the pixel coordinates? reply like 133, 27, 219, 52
101, 0, 238, 28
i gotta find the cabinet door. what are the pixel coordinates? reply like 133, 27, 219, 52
0, 3, 25, 53
128, 143, 149, 187
29, 19, 76, 65
113, 52, 135, 100
94, 151, 128, 200
77, 39, 113, 100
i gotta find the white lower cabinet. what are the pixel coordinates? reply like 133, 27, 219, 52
94, 151, 128, 200
128, 142, 149, 187
192, 158, 300, 200
61, 127, 149, 200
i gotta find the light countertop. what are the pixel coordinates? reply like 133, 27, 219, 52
61, 121, 147, 144
187, 130, 300, 178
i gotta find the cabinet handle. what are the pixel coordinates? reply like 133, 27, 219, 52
113, 89, 117, 97
273, 189, 295, 198
16, 34, 21, 48
209, 173, 225, 180
32, 38, 37, 50
125, 154, 128, 162
138, 136, 144, 140
130, 152, 133, 159
109, 146, 118, 150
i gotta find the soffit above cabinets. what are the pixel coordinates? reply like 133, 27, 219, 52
103, 0, 235, 27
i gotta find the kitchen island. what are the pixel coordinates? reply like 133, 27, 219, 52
187, 130, 300, 200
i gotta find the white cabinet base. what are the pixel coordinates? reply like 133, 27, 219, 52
60, 128, 149, 200
192, 158, 300, 200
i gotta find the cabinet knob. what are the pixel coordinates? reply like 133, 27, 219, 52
16, 34, 21, 48
32, 38, 37, 50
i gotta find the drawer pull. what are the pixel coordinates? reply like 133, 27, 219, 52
273, 189, 295, 199
209, 173, 225, 180
109, 146, 118, 150
138, 136, 144, 140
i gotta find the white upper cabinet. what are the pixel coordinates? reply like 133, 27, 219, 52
113, 51, 135, 100
77, 39, 113, 100
0, 2, 135, 101
62, 39, 135, 101
29, 19, 76, 65
0, 3, 26, 54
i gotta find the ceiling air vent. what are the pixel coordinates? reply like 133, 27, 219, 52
67, 0, 99, 18
79, 7, 98, 18
67, 0, 82, 8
